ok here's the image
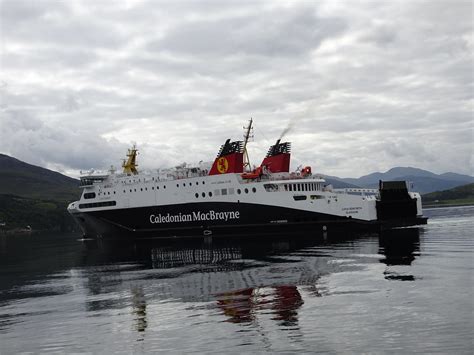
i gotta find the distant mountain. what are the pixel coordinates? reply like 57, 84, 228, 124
0, 154, 79, 202
338, 167, 474, 194
422, 183, 474, 206
438, 172, 474, 182
319, 175, 360, 189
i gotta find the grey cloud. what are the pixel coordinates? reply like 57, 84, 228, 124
150, 6, 346, 58
0, 0, 472, 177
0, 108, 128, 170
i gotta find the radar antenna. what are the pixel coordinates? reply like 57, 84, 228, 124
242, 118, 254, 171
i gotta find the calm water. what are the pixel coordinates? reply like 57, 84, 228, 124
1, 206, 473, 354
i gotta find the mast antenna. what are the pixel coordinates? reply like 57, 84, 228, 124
242, 118, 254, 171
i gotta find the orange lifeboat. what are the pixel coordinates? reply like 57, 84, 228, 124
241, 166, 263, 180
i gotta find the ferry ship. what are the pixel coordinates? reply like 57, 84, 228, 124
68, 121, 427, 239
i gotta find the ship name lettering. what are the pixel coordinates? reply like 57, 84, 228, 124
150, 210, 240, 224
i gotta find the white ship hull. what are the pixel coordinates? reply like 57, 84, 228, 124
68, 173, 427, 239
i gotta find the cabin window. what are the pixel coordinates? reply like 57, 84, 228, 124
214, 189, 220, 196
237, 189, 241, 195
252, 187, 257, 193
84, 192, 96, 199
293, 195, 307, 201
221, 189, 227, 195
244, 188, 249, 194
209, 192, 213, 197
310, 195, 325, 200
202, 192, 205, 197
195, 193, 199, 198
176, 184, 179, 188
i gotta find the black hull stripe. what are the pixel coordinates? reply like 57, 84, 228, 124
71, 201, 427, 238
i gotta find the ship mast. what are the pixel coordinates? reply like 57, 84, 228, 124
242, 118, 254, 171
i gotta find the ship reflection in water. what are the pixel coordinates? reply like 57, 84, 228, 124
80, 228, 420, 331
2, 206, 472, 353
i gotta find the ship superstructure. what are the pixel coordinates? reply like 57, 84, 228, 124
68, 124, 427, 239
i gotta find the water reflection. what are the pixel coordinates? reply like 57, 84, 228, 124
379, 228, 420, 281
131, 286, 147, 333
76, 230, 421, 332
216, 285, 304, 326
3, 207, 473, 354
0, 229, 422, 338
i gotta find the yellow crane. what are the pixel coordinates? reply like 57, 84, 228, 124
122, 144, 139, 175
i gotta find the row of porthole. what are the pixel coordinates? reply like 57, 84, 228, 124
103, 183, 253, 196
98, 191, 116, 196
194, 187, 257, 198
177, 181, 206, 187
122, 185, 166, 193
119, 181, 207, 194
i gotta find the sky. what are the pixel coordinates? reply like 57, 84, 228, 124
0, 0, 472, 178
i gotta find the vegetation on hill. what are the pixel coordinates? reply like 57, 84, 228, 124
0, 154, 80, 231
0, 194, 78, 231
422, 183, 474, 206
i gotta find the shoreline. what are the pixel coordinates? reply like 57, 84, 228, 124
423, 203, 474, 209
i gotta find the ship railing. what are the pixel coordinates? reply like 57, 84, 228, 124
333, 188, 379, 196
242, 174, 325, 183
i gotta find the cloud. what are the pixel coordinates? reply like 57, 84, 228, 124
0, 0, 472, 177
